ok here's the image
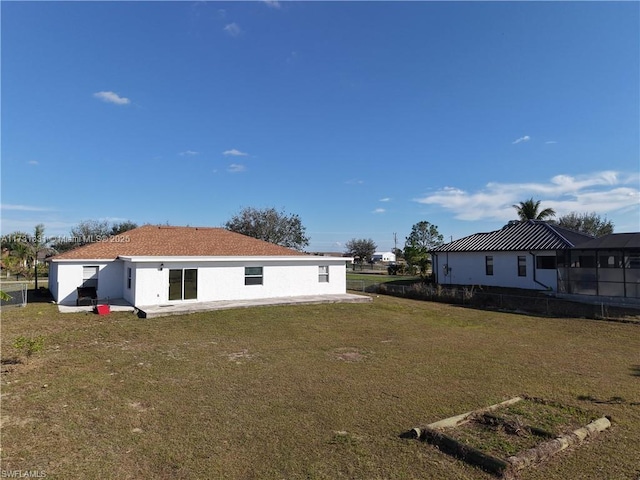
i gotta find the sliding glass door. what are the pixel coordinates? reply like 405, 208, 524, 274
168, 268, 198, 301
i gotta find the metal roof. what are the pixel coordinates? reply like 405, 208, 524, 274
432, 220, 595, 253
569, 233, 640, 250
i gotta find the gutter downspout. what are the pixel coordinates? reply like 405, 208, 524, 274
529, 251, 551, 290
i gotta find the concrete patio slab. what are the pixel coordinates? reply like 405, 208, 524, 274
58, 298, 136, 314
137, 293, 372, 318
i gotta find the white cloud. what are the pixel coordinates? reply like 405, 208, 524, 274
224, 23, 242, 37
413, 171, 640, 222
93, 91, 131, 105
1, 204, 52, 212
379, 197, 391, 202
28, 160, 39, 165
345, 179, 364, 185
512, 135, 531, 144
372, 208, 386, 214
179, 150, 199, 156
223, 149, 248, 157
227, 163, 246, 173
263, 0, 281, 8
545, 140, 558, 144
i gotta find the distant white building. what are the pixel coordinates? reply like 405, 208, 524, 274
371, 251, 396, 263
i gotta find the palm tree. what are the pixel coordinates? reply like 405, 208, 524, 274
513, 198, 556, 221
29, 224, 52, 290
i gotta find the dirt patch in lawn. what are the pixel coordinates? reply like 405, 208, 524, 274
331, 347, 368, 362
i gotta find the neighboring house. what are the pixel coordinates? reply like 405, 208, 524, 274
557, 233, 640, 299
430, 220, 594, 291
48, 225, 353, 307
371, 251, 396, 263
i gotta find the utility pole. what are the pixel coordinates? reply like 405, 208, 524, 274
393, 232, 397, 257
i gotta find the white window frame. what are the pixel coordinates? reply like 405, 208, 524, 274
318, 265, 329, 282
82, 266, 99, 290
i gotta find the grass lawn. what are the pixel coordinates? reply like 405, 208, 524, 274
1, 295, 639, 479
346, 273, 420, 291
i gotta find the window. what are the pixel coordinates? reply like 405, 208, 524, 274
598, 251, 622, 268
245, 266, 263, 285
319, 265, 329, 282
127, 268, 132, 289
485, 256, 493, 276
82, 266, 99, 290
517, 256, 526, 277
536, 256, 556, 269
169, 268, 198, 300
625, 253, 640, 269
577, 255, 596, 268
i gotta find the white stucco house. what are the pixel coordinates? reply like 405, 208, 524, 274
430, 220, 594, 291
48, 225, 354, 308
371, 251, 396, 263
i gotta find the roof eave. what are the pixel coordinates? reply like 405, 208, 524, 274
119, 255, 353, 263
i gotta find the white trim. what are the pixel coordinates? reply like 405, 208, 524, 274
118, 255, 353, 263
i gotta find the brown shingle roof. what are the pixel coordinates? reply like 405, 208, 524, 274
52, 225, 308, 260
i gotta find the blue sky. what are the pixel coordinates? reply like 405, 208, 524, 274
2, 1, 639, 252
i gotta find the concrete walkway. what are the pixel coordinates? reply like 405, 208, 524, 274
138, 293, 372, 318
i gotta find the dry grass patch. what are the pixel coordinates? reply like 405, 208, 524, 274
1, 296, 639, 480
331, 347, 369, 362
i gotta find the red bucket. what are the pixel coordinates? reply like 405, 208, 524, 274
95, 304, 110, 315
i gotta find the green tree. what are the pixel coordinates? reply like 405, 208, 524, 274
51, 219, 138, 254
1, 231, 29, 253
344, 238, 377, 264
224, 207, 310, 251
404, 221, 444, 279
392, 247, 404, 262
554, 212, 614, 237
1, 232, 30, 277
1, 228, 49, 281
71, 219, 111, 243
110, 221, 138, 235
512, 198, 556, 221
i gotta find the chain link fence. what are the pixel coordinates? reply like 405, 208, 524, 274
0, 282, 28, 308
347, 280, 640, 322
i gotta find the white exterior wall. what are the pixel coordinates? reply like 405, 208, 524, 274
50, 260, 124, 305
127, 258, 348, 307
51, 256, 350, 307
434, 251, 558, 291
372, 252, 396, 262
48, 261, 58, 300
122, 261, 135, 305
